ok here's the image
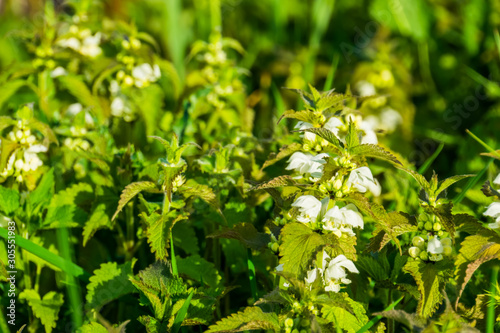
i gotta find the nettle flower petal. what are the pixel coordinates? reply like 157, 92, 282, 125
346, 167, 381, 196
325, 281, 341, 293
341, 204, 364, 229
295, 121, 315, 141
292, 195, 322, 223
493, 173, 500, 186
323, 117, 343, 138
305, 268, 318, 284
484, 202, 500, 219
325, 255, 359, 280
286, 152, 313, 174
427, 237, 444, 254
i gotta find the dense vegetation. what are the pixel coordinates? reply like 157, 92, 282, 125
0, 0, 499, 332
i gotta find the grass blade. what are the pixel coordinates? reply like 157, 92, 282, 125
356, 296, 403, 333
466, 129, 500, 159
171, 289, 195, 333
323, 53, 339, 91
0, 228, 90, 282
453, 158, 494, 204
247, 249, 258, 302
418, 142, 444, 174
171, 233, 178, 276
56, 227, 83, 328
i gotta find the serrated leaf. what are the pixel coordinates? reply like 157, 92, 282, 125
403, 259, 445, 318
431, 202, 455, 239
0, 116, 16, 132
179, 179, 218, 209
320, 293, 369, 333
434, 174, 474, 198
78, 322, 108, 333
454, 227, 500, 307
19, 290, 64, 333
205, 306, 280, 332
372, 309, 425, 331
42, 204, 88, 229
283, 88, 316, 109
279, 223, 325, 277
112, 181, 158, 221
83, 204, 112, 246
250, 175, 299, 191
86, 260, 136, 311
402, 168, 430, 193
146, 212, 187, 260
0, 186, 20, 215
301, 127, 343, 152
262, 142, 303, 169
172, 221, 199, 255
278, 110, 317, 124
0, 139, 19, 175
356, 255, 389, 281
177, 255, 223, 287
345, 120, 359, 149
349, 144, 402, 165
208, 223, 271, 251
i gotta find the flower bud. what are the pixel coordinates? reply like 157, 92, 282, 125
412, 236, 425, 248
442, 245, 452, 256
303, 144, 311, 152
122, 40, 130, 49
433, 223, 442, 231
271, 243, 279, 252
424, 222, 433, 231
437, 230, 444, 237
441, 238, 452, 246
417, 221, 424, 229
409, 247, 421, 258
319, 184, 328, 193
285, 318, 294, 328
332, 179, 343, 191
419, 251, 428, 261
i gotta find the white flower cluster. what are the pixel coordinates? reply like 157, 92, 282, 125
291, 196, 363, 237
483, 173, 500, 229
305, 251, 359, 292
409, 235, 453, 262
57, 26, 102, 58
0, 122, 47, 182
110, 63, 161, 121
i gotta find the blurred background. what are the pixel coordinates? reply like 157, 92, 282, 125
0, 0, 499, 196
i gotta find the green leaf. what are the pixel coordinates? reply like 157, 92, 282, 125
171, 289, 195, 333
172, 221, 199, 255
434, 174, 474, 198
0, 139, 19, 176
431, 202, 455, 240
262, 142, 303, 169
57, 75, 103, 121
179, 179, 219, 209
29, 168, 55, 212
0, 80, 27, 110
403, 259, 446, 318
205, 306, 280, 333
279, 223, 325, 277
454, 227, 500, 307
208, 223, 271, 251
250, 175, 299, 191
19, 290, 64, 333
177, 255, 223, 288
134, 85, 165, 138
0, 186, 20, 215
86, 260, 136, 311
345, 120, 359, 149
301, 127, 343, 151
42, 204, 88, 229
146, 212, 187, 260
371, 309, 425, 332
112, 181, 158, 221
320, 293, 369, 333
77, 322, 108, 333
283, 88, 316, 109
349, 144, 402, 165
278, 110, 317, 124
83, 204, 112, 246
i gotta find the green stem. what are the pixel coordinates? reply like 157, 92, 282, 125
356, 296, 404, 333
466, 129, 500, 159
486, 266, 499, 333
247, 249, 258, 302
170, 233, 178, 276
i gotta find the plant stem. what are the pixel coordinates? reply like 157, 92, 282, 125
486, 266, 499, 333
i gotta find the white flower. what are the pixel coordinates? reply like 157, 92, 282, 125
305, 251, 330, 285
427, 236, 444, 262
291, 195, 325, 223
58, 37, 81, 50
322, 204, 364, 237
132, 63, 161, 87
294, 121, 315, 141
323, 117, 343, 137
286, 152, 328, 178
80, 33, 102, 58
324, 255, 359, 292
67, 103, 83, 116
484, 202, 500, 229
275, 264, 284, 272
493, 173, 500, 186
50, 66, 67, 78
346, 167, 381, 196
355, 80, 376, 97
345, 114, 378, 144
380, 108, 402, 132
